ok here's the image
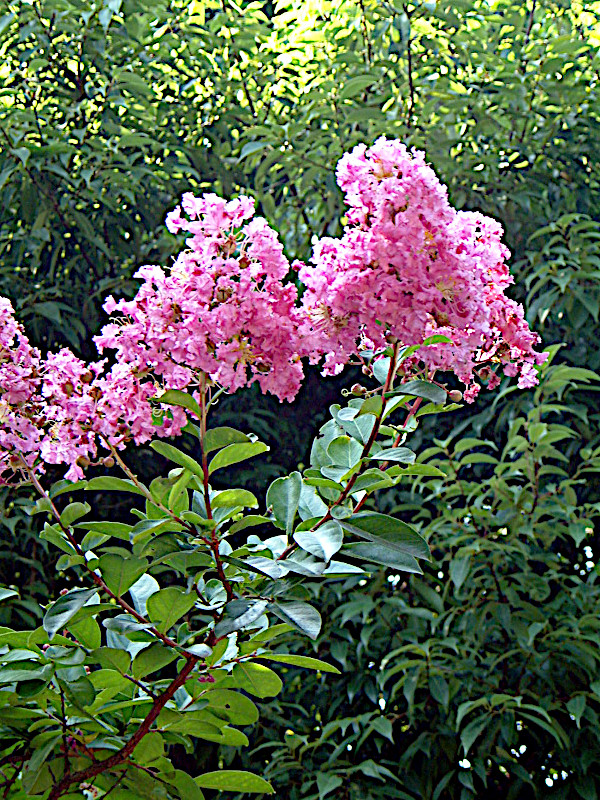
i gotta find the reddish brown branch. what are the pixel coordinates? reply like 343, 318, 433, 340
279, 344, 400, 560
47, 657, 199, 800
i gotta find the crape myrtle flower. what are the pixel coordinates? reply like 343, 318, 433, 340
96, 193, 306, 404
299, 138, 547, 397
0, 140, 547, 483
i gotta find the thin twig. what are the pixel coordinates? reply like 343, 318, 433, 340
59, 687, 70, 777
279, 344, 400, 561
198, 384, 234, 602
403, 5, 415, 123
104, 441, 195, 534
24, 464, 189, 653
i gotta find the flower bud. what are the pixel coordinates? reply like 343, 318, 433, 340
448, 390, 463, 402
63, 381, 74, 397
351, 383, 367, 396
80, 370, 94, 384
215, 287, 233, 303
76, 456, 90, 469
102, 456, 115, 468
221, 234, 238, 257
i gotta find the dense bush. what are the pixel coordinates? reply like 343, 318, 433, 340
240, 360, 600, 799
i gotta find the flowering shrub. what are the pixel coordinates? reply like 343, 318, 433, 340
0, 141, 544, 799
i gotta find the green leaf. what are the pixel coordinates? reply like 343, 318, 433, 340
158, 389, 202, 419
21, 734, 61, 789
92, 647, 131, 673
60, 502, 91, 526
232, 662, 283, 698
294, 521, 343, 561
80, 530, 110, 551
132, 644, 178, 678
432, 773, 455, 800
358, 396, 383, 417
566, 694, 586, 728
206, 689, 259, 724
228, 515, 271, 534
103, 616, 152, 633
327, 436, 363, 469
373, 357, 392, 385
239, 141, 270, 160
269, 601, 322, 640
256, 653, 340, 674
429, 674, 449, 708
195, 771, 273, 794
214, 599, 269, 638
0, 663, 53, 683
461, 715, 489, 755
172, 769, 206, 800
77, 522, 132, 541
0, 589, 18, 602
61, 675, 95, 708
69, 616, 101, 650
204, 427, 251, 454
340, 74, 377, 100
150, 441, 204, 478
317, 773, 343, 797
342, 542, 423, 573
449, 557, 471, 590
26, 497, 53, 516
340, 512, 430, 560
212, 489, 258, 509
350, 469, 394, 493
390, 463, 445, 478
209, 442, 269, 474
369, 447, 416, 464
85, 477, 146, 496
98, 555, 148, 597
267, 472, 302, 534
43, 589, 99, 640
389, 380, 447, 405
146, 588, 196, 633
184, 644, 213, 658
132, 731, 164, 765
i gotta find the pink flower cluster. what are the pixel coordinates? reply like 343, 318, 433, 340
0, 140, 547, 483
299, 138, 547, 399
0, 196, 305, 482
0, 299, 43, 477
96, 193, 306, 403
0, 300, 186, 484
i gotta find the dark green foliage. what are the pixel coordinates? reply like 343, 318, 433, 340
238, 365, 600, 799
0, 362, 439, 798
3, 0, 599, 348
0, 0, 241, 348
